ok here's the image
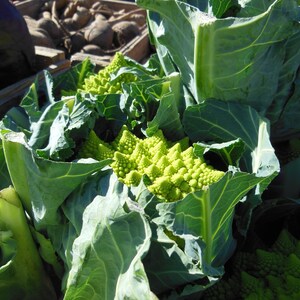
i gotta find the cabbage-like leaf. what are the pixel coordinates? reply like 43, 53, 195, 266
183, 100, 279, 182
1, 131, 111, 229
139, 0, 300, 139
64, 173, 153, 300
154, 171, 270, 275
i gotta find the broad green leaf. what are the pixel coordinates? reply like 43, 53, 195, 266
194, 0, 299, 109
138, 0, 197, 96
140, 0, 300, 128
64, 174, 153, 300
143, 225, 209, 297
154, 171, 269, 275
54, 58, 95, 94
194, 139, 246, 168
209, 0, 239, 17
0, 141, 11, 189
183, 100, 279, 181
1, 131, 111, 229
28, 101, 65, 150
147, 92, 185, 140
237, 0, 277, 17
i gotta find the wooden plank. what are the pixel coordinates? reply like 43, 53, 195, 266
14, 0, 41, 18
0, 60, 71, 118
70, 53, 111, 71
97, 0, 139, 12
35, 46, 66, 70
122, 28, 151, 62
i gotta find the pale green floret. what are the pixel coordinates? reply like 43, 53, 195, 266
255, 249, 284, 277
143, 129, 167, 150
172, 159, 186, 170
78, 130, 114, 161
240, 271, 264, 298
167, 187, 183, 202
167, 143, 182, 161
285, 275, 300, 294
131, 142, 149, 164
171, 173, 184, 187
81, 52, 137, 95
148, 177, 173, 198
285, 253, 300, 278
111, 152, 135, 180
152, 141, 168, 162
138, 156, 152, 172
163, 165, 176, 176
124, 170, 143, 186
112, 125, 140, 154
271, 228, 297, 256
144, 164, 162, 182
157, 156, 171, 172
181, 146, 194, 160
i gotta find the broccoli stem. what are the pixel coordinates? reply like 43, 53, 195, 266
0, 186, 56, 300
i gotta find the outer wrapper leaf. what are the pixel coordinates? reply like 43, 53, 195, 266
1, 131, 111, 229
64, 173, 153, 300
154, 171, 270, 276
139, 0, 300, 139
183, 100, 279, 182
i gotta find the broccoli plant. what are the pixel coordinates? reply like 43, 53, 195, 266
78, 125, 225, 201
0, 186, 56, 300
202, 228, 300, 299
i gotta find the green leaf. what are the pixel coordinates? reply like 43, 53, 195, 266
64, 173, 153, 300
54, 58, 95, 94
143, 225, 208, 297
194, 139, 246, 167
147, 91, 185, 141
1, 131, 111, 229
141, 0, 300, 127
154, 171, 269, 275
183, 100, 280, 180
0, 141, 11, 189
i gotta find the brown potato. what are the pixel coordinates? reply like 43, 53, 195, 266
72, 6, 91, 28
62, 18, 77, 31
62, 2, 77, 19
29, 28, 56, 48
84, 20, 113, 49
81, 44, 105, 55
112, 21, 140, 46
37, 18, 63, 41
70, 32, 86, 54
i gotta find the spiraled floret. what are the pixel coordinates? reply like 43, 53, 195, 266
111, 125, 140, 154
77, 125, 225, 201
81, 52, 137, 95
124, 170, 143, 186
203, 228, 300, 299
271, 228, 297, 256
78, 130, 114, 161
110, 152, 135, 179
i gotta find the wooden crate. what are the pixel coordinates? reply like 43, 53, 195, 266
15, 0, 152, 65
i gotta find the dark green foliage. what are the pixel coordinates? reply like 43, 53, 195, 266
202, 228, 300, 299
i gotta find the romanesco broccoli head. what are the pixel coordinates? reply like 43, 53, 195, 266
81, 52, 137, 95
77, 125, 225, 201
202, 228, 300, 300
